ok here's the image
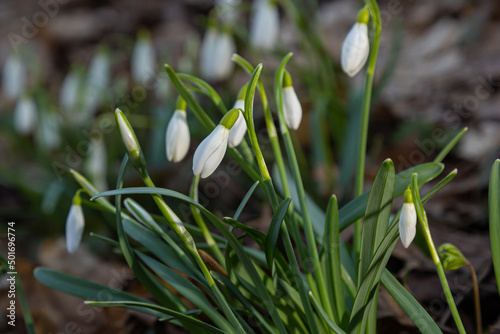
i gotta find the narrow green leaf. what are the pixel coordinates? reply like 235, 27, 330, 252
490, 159, 500, 295
359, 159, 395, 281
223, 217, 266, 249
265, 198, 292, 268
433, 127, 468, 163
33, 268, 164, 318
381, 270, 443, 334
234, 181, 260, 220
178, 73, 228, 114
85, 301, 226, 334
324, 195, 345, 324
309, 292, 347, 334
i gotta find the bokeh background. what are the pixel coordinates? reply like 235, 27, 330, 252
0, 0, 499, 332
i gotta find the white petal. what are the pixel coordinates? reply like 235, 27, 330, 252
14, 96, 37, 135
250, 0, 279, 50
228, 109, 247, 148
192, 125, 229, 177
166, 110, 190, 162
199, 28, 218, 80
341, 23, 370, 77
399, 202, 417, 248
66, 204, 85, 253
212, 32, 235, 81
2, 54, 26, 100
132, 38, 156, 84
282, 86, 302, 130
60, 71, 80, 111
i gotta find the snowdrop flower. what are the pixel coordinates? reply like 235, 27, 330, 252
399, 186, 417, 248
199, 23, 235, 81
60, 67, 83, 112
166, 97, 190, 162
84, 46, 110, 115
2, 52, 26, 100
131, 29, 156, 85
282, 71, 302, 130
14, 95, 37, 135
341, 7, 370, 77
228, 85, 247, 148
66, 191, 85, 254
115, 108, 146, 173
84, 138, 108, 191
36, 110, 60, 150
216, 0, 241, 23
193, 109, 239, 178
250, 0, 279, 50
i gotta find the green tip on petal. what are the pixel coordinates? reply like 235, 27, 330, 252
72, 190, 83, 206
176, 96, 187, 111
237, 84, 248, 100
137, 28, 151, 40
220, 108, 240, 129
356, 6, 370, 24
282, 70, 293, 88
404, 185, 413, 204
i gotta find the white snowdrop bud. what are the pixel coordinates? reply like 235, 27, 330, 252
341, 7, 370, 77
250, 0, 279, 50
399, 186, 417, 248
166, 97, 190, 163
131, 29, 156, 85
2, 53, 26, 100
14, 95, 37, 135
66, 191, 85, 254
282, 71, 302, 130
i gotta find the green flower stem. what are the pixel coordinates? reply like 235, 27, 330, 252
275, 53, 334, 321
142, 173, 245, 334
245, 64, 320, 334
190, 175, 225, 266
411, 173, 466, 334
353, 0, 383, 278
231, 53, 308, 262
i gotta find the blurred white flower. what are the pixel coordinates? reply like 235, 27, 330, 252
341, 9, 370, 77
131, 30, 156, 85
66, 196, 85, 254
59, 69, 82, 112
199, 27, 235, 81
14, 95, 37, 135
228, 99, 246, 148
84, 139, 108, 191
2, 53, 26, 100
166, 109, 190, 163
282, 72, 302, 130
84, 47, 110, 115
216, 0, 241, 23
36, 110, 60, 150
250, 0, 279, 50
399, 187, 417, 248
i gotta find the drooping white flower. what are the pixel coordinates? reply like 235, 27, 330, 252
36, 110, 61, 150
341, 8, 370, 77
14, 95, 37, 135
166, 98, 190, 162
131, 30, 156, 85
193, 109, 239, 178
84, 138, 108, 191
60, 68, 82, 112
250, 0, 279, 50
84, 47, 110, 115
66, 193, 85, 254
199, 24, 235, 81
2, 53, 26, 100
228, 85, 247, 148
282, 71, 302, 130
399, 186, 417, 248
199, 26, 218, 80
